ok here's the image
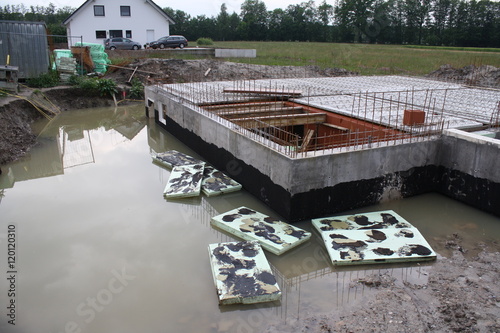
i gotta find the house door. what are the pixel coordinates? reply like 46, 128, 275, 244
146, 30, 155, 43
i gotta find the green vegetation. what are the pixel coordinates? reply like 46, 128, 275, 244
26, 71, 60, 88
165, 0, 500, 48
104, 41, 499, 76
96, 79, 117, 97
210, 42, 500, 76
4, 1, 500, 48
129, 78, 144, 99
77, 77, 99, 95
68, 76, 119, 98
196, 38, 214, 46
1, 4, 74, 42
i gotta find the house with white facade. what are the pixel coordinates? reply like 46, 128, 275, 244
63, 0, 175, 46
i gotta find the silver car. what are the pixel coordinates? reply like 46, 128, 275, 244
105, 38, 141, 50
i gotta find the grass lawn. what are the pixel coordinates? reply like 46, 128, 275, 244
212, 41, 500, 76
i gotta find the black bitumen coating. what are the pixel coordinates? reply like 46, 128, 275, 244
373, 247, 395, 256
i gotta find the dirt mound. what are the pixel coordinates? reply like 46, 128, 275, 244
427, 64, 500, 87
105, 58, 358, 85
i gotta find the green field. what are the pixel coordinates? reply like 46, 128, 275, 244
108, 42, 500, 76
212, 42, 500, 76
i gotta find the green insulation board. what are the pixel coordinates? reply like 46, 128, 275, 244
163, 163, 205, 199
153, 151, 241, 197
152, 150, 202, 169
202, 165, 242, 197
312, 210, 436, 266
208, 241, 281, 305
318, 227, 436, 265
211, 207, 311, 255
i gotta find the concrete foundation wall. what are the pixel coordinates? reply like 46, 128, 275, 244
440, 129, 500, 182
146, 87, 500, 221
154, 92, 440, 196
161, 97, 295, 189
289, 141, 440, 194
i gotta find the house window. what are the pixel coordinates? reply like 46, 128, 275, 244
96, 30, 107, 39
126, 30, 132, 38
120, 6, 131, 16
94, 5, 105, 16
109, 30, 123, 38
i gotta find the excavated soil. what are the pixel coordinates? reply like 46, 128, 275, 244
105, 58, 358, 84
426, 64, 500, 87
266, 236, 500, 333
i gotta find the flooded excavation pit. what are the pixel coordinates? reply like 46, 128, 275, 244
1, 102, 500, 333
145, 75, 500, 221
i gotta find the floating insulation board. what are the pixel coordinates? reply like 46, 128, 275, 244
211, 207, 311, 255
152, 150, 202, 168
312, 210, 436, 265
202, 165, 242, 197
163, 163, 205, 198
318, 228, 436, 265
208, 241, 281, 305
311, 210, 414, 232
153, 151, 242, 197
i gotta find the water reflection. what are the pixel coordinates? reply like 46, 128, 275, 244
0, 105, 146, 190
0, 104, 499, 333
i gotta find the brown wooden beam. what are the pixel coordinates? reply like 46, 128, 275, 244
218, 106, 305, 119
234, 113, 326, 128
203, 101, 285, 110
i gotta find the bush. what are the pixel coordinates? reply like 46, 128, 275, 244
196, 38, 214, 46
26, 71, 59, 88
78, 77, 99, 95
68, 75, 84, 86
129, 78, 144, 99
96, 78, 117, 97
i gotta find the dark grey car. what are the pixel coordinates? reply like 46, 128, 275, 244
105, 38, 141, 50
149, 35, 188, 49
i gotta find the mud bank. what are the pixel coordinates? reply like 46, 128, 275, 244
0, 98, 39, 165
266, 236, 500, 333
0, 87, 129, 165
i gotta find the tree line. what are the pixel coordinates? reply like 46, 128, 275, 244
1, 0, 499, 47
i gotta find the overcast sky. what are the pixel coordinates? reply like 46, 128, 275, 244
5, 0, 336, 18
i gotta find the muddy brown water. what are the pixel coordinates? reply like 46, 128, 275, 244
1, 104, 499, 333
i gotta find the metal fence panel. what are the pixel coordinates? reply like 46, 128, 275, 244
0, 20, 50, 79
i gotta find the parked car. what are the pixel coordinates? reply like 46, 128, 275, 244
105, 38, 141, 50
149, 35, 188, 49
